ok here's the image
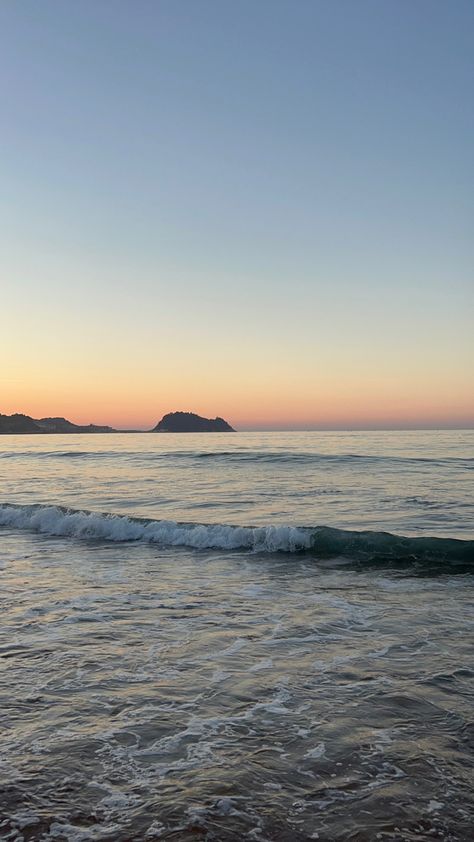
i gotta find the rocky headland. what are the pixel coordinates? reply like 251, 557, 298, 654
151, 412, 235, 433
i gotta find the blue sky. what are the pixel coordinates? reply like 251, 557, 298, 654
1, 1, 473, 428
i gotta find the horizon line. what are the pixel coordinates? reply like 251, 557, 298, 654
2, 410, 472, 434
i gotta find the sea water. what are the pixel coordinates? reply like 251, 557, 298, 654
1, 431, 473, 840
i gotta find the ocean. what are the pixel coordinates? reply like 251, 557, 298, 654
1, 430, 473, 841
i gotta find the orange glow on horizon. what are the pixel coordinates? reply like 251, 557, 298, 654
2, 322, 472, 431
2, 391, 472, 432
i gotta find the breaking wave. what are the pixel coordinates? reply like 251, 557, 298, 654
0, 503, 309, 552
0, 503, 473, 566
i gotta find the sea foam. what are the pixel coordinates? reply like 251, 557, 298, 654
0, 503, 473, 564
0, 503, 310, 553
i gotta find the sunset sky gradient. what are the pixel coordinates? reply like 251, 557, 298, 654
1, 0, 473, 430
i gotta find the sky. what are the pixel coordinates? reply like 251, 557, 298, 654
1, 0, 473, 430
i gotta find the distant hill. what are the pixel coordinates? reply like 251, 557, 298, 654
36, 417, 115, 433
0, 410, 235, 434
152, 412, 235, 433
0, 413, 43, 434
0, 413, 116, 434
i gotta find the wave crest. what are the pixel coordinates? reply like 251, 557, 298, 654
0, 504, 310, 553
0, 504, 472, 565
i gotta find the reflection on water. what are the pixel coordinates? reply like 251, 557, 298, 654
1, 531, 473, 841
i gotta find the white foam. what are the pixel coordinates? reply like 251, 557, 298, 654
427, 799, 444, 813
248, 658, 273, 672
47, 821, 122, 841
211, 668, 231, 683
304, 742, 326, 759
0, 504, 311, 553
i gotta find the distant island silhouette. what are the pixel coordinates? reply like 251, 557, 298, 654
0, 411, 235, 434
0, 413, 116, 434
152, 412, 235, 433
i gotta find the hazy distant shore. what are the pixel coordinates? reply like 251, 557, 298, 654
0, 411, 235, 435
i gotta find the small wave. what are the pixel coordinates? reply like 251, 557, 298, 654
0, 503, 472, 566
310, 525, 474, 566
0, 450, 123, 460
1, 449, 472, 470
405, 496, 439, 508
0, 504, 310, 553
181, 450, 473, 465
